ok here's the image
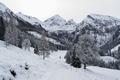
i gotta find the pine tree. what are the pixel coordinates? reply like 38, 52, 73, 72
65, 45, 81, 68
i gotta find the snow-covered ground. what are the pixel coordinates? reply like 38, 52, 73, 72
43, 15, 76, 32
28, 31, 61, 45
0, 2, 8, 12
0, 40, 120, 80
100, 56, 117, 63
83, 14, 120, 28
16, 12, 43, 25
111, 44, 120, 52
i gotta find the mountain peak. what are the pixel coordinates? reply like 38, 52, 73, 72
67, 19, 76, 25
51, 14, 63, 18
44, 14, 66, 26
44, 14, 66, 22
82, 14, 120, 27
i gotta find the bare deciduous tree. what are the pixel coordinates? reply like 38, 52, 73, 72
38, 31, 50, 59
65, 33, 100, 69
4, 16, 20, 47
22, 39, 31, 51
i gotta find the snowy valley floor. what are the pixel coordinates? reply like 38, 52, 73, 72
0, 41, 120, 80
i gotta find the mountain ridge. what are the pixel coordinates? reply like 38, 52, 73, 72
0, 2, 120, 53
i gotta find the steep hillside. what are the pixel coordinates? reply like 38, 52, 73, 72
0, 2, 45, 39
1, 2, 120, 52
0, 2, 13, 40
15, 9, 120, 52
75, 14, 120, 47
0, 3, 65, 50
16, 13, 78, 49
16, 12, 42, 26
0, 40, 120, 80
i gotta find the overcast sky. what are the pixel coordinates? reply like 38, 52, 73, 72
0, 0, 120, 22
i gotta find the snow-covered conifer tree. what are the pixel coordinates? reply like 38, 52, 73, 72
65, 32, 100, 69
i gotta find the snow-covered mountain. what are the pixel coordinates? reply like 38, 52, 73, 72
1, 2, 120, 80
0, 2, 16, 40
15, 13, 77, 49
44, 15, 66, 26
43, 15, 77, 32
0, 40, 120, 80
16, 12, 120, 55
75, 14, 120, 47
15, 12, 120, 49
0, 3, 8, 12
0, 2, 45, 34
17, 13, 78, 48
28, 31, 62, 45
0, 2, 12, 13
16, 13, 77, 32
81, 14, 120, 29
1, 2, 120, 53
16, 12, 43, 26
0, 2, 65, 51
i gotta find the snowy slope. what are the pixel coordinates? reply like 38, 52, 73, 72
28, 31, 61, 45
44, 15, 66, 26
16, 12, 43, 25
0, 2, 14, 19
83, 14, 120, 28
16, 13, 77, 32
44, 15, 77, 32
100, 56, 117, 63
77, 14, 120, 47
0, 2, 10, 12
111, 44, 120, 52
43, 23, 76, 32
0, 40, 120, 80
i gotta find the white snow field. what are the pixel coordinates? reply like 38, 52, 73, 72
27, 31, 61, 45
0, 40, 120, 80
100, 56, 117, 63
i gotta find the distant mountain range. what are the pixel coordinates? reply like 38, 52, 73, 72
0, 2, 120, 55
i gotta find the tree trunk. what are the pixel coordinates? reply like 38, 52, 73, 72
84, 63, 86, 69
43, 51, 45, 60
